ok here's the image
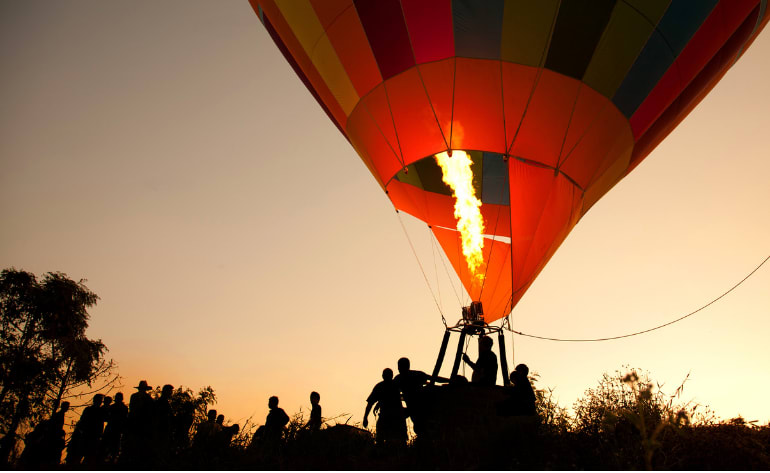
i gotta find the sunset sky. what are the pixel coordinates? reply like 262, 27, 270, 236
2, 0, 769, 429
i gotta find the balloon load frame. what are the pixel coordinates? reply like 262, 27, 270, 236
429, 300, 513, 387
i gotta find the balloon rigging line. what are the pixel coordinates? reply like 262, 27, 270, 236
557, 101, 613, 173
505, 67, 544, 157
499, 58, 509, 159
507, 254, 770, 342
416, 65, 450, 151
449, 58, 457, 150
361, 102, 402, 171
394, 0, 451, 154
395, 210, 446, 326
506, 315, 515, 368
505, 0, 561, 157
430, 229, 463, 306
554, 0, 640, 171
555, 83, 584, 170
382, 82, 407, 169
501, 1, 562, 312
478, 165, 511, 300
428, 225, 443, 315
307, 4, 354, 55
507, 165, 516, 335
353, 3, 406, 171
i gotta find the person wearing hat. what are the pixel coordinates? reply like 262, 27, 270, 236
130, 380, 154, 421
121, 380, 154, 465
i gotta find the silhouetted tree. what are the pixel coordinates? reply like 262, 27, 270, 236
0, 268, 109, 464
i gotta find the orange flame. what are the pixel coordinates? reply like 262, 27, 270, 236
434, 150, 486, 286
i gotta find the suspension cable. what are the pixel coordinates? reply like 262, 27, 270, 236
429, 225, 443, 317
395, 210, 447, 326
430, 228, 463, 306
507, 254, 769, 342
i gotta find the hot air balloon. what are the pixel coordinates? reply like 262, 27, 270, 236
249, 0, 768, 379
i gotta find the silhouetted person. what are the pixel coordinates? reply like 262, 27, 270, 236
509, 364, 536, 416
219, 423, 240, 452
43, 401, 69, 466
213, 419, 240, 455
84, 395, 111, 464
304, 391, 322, 431
172, 392, 195, 451
122, 380, 154, 465
462, 336, 498, 386
19, 421, 47, 468
193, 409, 219, 450
263, 396, 290, 442
67, 394, 104, 465
50, 401, 70, 431
93, 396, 112, 461
19, 402, 69, 468
393, 357, 429, 436
102, 392, 127, 463
364, 368, 406, 446
153, 384, 174, 464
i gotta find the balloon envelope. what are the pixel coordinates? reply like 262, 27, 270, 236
251, 0, 768, 323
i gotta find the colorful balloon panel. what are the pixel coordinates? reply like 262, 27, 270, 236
251, 0, 769, 322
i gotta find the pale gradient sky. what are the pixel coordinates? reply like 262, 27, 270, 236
2, 1, 769, 428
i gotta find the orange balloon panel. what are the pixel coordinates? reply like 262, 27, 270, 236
251, 0, 768, 323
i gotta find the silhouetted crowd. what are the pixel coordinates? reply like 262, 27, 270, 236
16, 378, 325, 469
17, 338, 536, 467
17, 380, 295, 468
364, 349, 536, 447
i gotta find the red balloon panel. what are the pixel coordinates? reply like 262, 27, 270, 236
509, 160, 581, 296
360, 86, 401, 165
509, 69, 582, 168
451, 58, 505, 154
386, 68, 449, 165
501, 63, 539, 153
346, 103, 401, 187
557, 84, 609, 168
418, 59, 456, 149
560, 103, 634, 191
401, 0, 454, 64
